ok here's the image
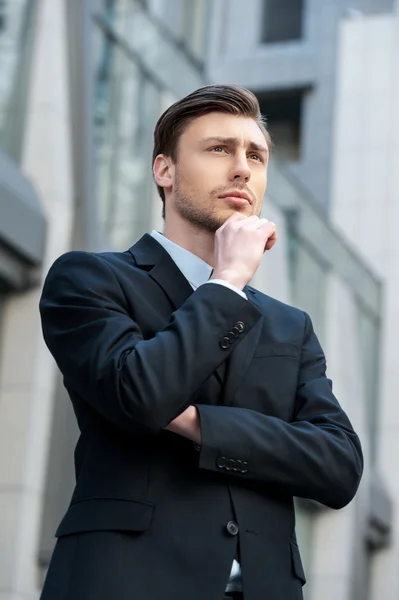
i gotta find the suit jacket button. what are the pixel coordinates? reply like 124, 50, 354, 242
231, 326, 241, 338
234, 321, 245, 333
241, 462, 249, 474
226, 521, 239, 536
216, 457, 226, 469
220, 337, 230, 349
226, 458, 235, 471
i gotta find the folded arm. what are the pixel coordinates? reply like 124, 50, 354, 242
39, 251, 261, 436
192, 313, 363, 509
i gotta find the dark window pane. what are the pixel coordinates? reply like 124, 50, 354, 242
258, 89, 304, 161
262, 0, 304, 43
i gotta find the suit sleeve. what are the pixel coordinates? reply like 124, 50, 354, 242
39, 251, 261, 436
195, 312, 364, 509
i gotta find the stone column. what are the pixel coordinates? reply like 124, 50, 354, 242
0, 0, 73, 598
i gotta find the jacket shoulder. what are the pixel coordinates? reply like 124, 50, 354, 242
46, 249, 133, 274
246, 285, 306, 321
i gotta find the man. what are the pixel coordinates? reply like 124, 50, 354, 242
39, 84, 363, 600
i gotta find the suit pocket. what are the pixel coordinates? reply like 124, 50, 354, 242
290, 540, 306, 585
55, 497, 155, 538
253, 342, 299, 359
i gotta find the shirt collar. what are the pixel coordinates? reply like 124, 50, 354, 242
150, 230, 212, 289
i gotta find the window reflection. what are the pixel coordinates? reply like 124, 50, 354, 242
93, 25, 162, 249
262, 0, 304, 44
0, 0, 37, 160
176, 0, 210, 62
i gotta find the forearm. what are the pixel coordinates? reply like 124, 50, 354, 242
165, 406, 201, 444
40, 252, 262, 436
88, 286, 260, 433
195, 402, 363, 509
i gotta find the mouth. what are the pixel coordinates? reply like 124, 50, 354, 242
219, 191, 253, 205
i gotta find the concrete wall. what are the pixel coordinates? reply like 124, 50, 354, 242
331, 6, 399, 599
0, 0, 74, 598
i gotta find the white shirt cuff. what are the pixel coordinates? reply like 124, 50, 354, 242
201, 279, 247, 300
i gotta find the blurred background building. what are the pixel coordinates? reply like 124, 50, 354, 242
0, 1, 398, 599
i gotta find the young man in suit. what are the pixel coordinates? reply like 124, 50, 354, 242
39, 85, 363, 600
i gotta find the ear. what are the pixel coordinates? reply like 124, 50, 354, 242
153, 154, 174, 193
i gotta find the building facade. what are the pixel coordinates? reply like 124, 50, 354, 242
207, 2, 398, 599
0, 1, 396, 599
331, 4, 399, 598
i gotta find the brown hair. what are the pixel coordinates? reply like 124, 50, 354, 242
152, 84, 272, 211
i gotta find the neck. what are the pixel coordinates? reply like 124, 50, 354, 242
163, 213, 215, 267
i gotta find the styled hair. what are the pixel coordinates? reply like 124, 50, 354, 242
152, 84, 271, 211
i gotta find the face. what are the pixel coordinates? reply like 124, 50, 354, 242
156, 112, 269, 233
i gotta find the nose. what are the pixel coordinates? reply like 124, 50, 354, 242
229, 153, 251, 183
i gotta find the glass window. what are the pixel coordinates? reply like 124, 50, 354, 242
177, 0, 210, 62
292, 245, 327, 342
0, 0, 38, 160
93, 0, 204, 109
357, 309, 380, 463
261, 0, 304, 44
93, 26, 162, 249
282, 206, 328, 340
258, 90, 304, 162
130, 0, 210, 64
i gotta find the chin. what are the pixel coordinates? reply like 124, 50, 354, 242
227, 205, 254, 216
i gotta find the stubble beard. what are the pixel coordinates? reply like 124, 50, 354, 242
174, 173, 242, 234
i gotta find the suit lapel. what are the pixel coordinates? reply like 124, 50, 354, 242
129, 234, 225, 400
221, 287, 263, 406
129, 235, 263, 405
129, 234, 194, 310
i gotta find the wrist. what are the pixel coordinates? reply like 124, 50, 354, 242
182, 406, 201, 444
166, 406, 201, 444
210, 270, 246, 290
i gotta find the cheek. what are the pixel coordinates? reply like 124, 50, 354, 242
177, 159, 204, 187
254, 172, 267, 197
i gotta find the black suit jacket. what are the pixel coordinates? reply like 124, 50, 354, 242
39, 234, 363, 600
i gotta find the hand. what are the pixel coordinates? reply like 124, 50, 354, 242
165, 406, 201, 445
211, 213, 277, 289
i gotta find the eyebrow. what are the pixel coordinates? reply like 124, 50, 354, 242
201, 136, 269, 156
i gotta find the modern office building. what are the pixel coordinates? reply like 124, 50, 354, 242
0, 1, 396, 600
208, 2, 398, 600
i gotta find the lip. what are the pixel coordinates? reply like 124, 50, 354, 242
219, 191, 252, 205
221, 196, 250, 207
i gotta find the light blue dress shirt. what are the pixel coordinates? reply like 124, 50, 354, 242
150, 230, 244, 593
150, 230, 247, 299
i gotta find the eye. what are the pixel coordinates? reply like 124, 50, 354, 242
210, 146, 226, 153
249, 153, 263, 162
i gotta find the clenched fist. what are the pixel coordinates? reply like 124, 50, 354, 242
211, 213, 277, 290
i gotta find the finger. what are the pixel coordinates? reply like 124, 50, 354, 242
253, 218, 269, 229
256, 220, 276, 243
235, 215, 262, 229
218, 211, 248, 232
265, 238, 277, 251
259, 219, 276, 232
265, 228, 277, 251
258, 221, 275, 235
